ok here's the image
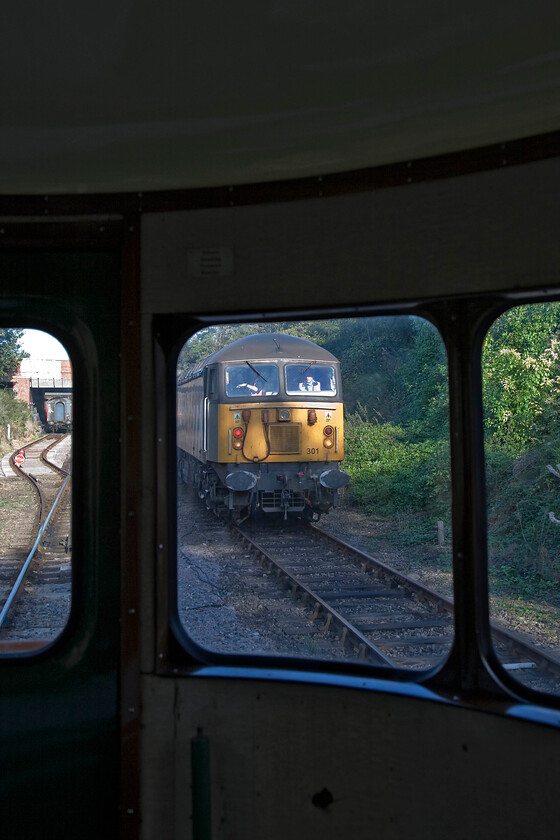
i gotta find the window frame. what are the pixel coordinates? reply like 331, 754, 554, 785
0, 243, 124, 669
155, 295, 560, 716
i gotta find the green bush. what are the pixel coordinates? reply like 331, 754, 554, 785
0, 389, 35, 441
344, 421, 450, 517
486, 440, 560, 581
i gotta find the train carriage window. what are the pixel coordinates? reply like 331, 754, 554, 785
482, 303, 560, 695
176, 317, 452, 671
0, 329, 72, 649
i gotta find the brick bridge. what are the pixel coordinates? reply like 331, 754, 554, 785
12, 358, 72, 430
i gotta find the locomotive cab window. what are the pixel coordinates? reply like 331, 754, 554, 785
225, 364, 279, 397
286, 364, 337, 395
176, 317, 453, 672
0, 328, 72, 649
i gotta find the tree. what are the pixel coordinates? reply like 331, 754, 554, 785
482, 304, 560, 455
396, 317, 448, 438
0, 329, 28, 380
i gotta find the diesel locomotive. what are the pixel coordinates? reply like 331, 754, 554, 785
177, 332, 350, 520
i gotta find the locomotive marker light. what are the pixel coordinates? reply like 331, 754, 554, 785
232, 426, 244, 450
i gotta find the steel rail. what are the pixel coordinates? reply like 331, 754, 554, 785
231, 524, 394, 666
311, 523, 560, 678
40, 432, 71, 477
0, 434, 71, 631
233, 516, 560, 679
0, 474, 70, 629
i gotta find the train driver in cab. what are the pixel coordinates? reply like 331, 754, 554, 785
299, 374, 320, 392
237, 377, 264, 395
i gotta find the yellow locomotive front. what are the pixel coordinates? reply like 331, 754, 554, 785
177, 333, 350, 520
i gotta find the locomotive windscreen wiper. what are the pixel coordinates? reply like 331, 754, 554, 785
245, 361, 267, 381
300, 362, 316, 375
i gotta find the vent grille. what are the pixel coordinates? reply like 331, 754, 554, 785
268, 423, 300, 454
261, 491, 306, 512
187, 247, 234, 277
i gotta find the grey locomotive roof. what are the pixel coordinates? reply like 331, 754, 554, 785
210, 333, 338, 363
178, 333, 339, 384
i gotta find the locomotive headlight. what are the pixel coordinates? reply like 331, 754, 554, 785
232, 426, 244, 449
323, 437, 334, 448
278, 409, 291, 422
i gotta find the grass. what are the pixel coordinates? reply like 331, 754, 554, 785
490, 591, 560, 646
0, 496, 33, 509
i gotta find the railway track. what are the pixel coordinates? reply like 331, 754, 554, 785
232, 517, 560, 692
0, 434, 72, 643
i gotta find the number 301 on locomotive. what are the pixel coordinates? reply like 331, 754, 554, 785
177, 333, 350, 521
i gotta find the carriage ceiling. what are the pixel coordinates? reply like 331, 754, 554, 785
2, 2, 560, 195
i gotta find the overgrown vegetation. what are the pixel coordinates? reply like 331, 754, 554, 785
482, 304, 560, 599
0, 389, 33, 437
0, 330, 36, 452
0, 390, 38, 454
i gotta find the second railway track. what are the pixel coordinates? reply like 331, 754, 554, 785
0, 434, 72, 643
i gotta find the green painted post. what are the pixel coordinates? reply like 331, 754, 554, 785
191, 727, 211, 839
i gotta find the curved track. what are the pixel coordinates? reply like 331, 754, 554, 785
0, 434, 71, 643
